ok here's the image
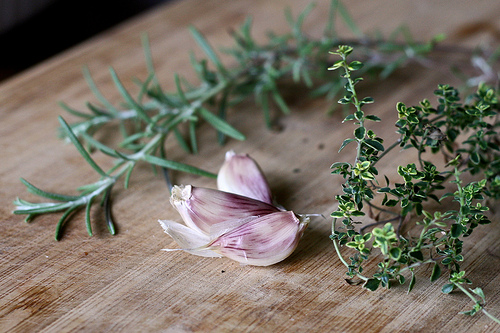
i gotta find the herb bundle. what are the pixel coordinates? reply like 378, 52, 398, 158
13, 0, 444, 240
329, 45, 499, 321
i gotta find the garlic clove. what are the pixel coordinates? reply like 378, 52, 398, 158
169, 184, 279, 235
208, 211, 309, 266
158, 219, 222, 258
217, 150, 273, 204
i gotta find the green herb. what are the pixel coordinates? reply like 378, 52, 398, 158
329, 45, 499, 322
14, 0, 448, 240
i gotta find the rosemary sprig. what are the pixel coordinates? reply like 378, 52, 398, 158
15, 0, 450, 239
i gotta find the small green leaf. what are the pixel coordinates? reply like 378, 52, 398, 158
409, 250, 424, 261
389, 247, 402, 260
85, 196, 95, 237
407, 272, 416, 293
470, 151, 480, 165
328, 60, 344, 71
189, 26, 227, 75
396, 102, 407, 114
450, 223, 463, 238
364, 139, 385, 151
271, 89, 291, 114
363, 278, 381, 291
103, 186, 116, 235
331, 211, 345, 218
430, 263, 441, 282
20, 178, 80, 202
189, 120, 198, 154
198, 108, 246, 141
330, 162, 350, 169
55, 205, 82, 241
123, 164, 135, 189
142, 155, 216, 178
351, 211, 365, 217
343, 114, 355, 122
441, 283, 454, 294
338, 138, 355, 153
365, 114, 381, 121
384, 199, 399, 207
82, 66, 119, 116
348, 60, 363, 71
81, 132, 124, 157
58, 117, 108, 178
354, 127, 366, 140
441, 257, 452, 265
439, 192, 455, 201
460, 309, 478, 316
471, 287, 485, 300
354, 110, 364, 120
109, 67, 152, 124
174, 73, 188, 103
336, 1, 363, 37
361, 97, 374, 104
58, 101, 92, 119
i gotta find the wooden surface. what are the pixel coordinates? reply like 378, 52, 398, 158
1, 0, 499, 332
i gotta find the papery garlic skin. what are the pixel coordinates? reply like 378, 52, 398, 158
208, 211, 309, 266
161, 151, 309, 266
169, 184, 279, 234
217, 150, 273, 205
160, 211, 309, 266
158, 219, 222, 258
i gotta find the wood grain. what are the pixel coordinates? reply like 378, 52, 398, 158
1, 0, 499, 332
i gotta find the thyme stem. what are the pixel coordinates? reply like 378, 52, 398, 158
452, 282, 500, 324
331, 218, 369, 282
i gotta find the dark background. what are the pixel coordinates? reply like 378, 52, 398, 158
0, 0, 170, 81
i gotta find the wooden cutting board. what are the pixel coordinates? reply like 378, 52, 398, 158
1, 0, 499, 332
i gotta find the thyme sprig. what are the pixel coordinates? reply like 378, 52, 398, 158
14, 0, 449, 240
329, 45, 499, 321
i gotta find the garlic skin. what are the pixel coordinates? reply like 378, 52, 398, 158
159, 211, 309, 266
208, 211, 309, 266
160, 152, 309, 266
169, 185, 279, 234
158, 219, 222, 258
217, 150, 273, 204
